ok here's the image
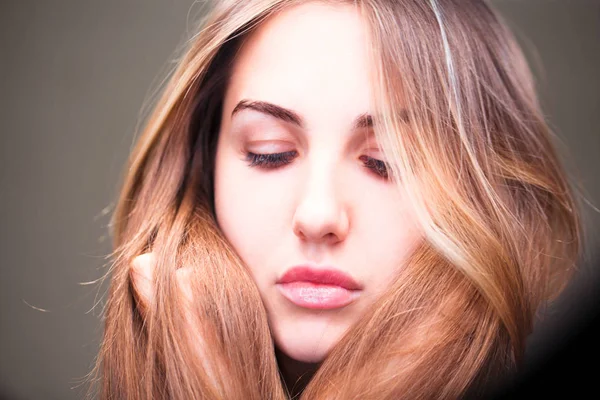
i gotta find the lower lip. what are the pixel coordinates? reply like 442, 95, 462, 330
276, 282, 360, 310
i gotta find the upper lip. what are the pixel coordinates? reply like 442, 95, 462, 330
277, 265, 363, 290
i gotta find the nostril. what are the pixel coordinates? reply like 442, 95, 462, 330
324, 232, 338, 242
296, 229, 307, 240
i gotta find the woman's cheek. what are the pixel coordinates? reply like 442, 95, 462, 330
217, 163, 294, 244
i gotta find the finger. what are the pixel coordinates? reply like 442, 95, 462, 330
174, 267, 218, 384
176, 267, 194, 305
129, 252, 156, 314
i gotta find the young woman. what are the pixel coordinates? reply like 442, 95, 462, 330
92, 0, 582, 398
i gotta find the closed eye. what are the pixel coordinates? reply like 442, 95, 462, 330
359, 155, 389, 179
245, 151, 298, 168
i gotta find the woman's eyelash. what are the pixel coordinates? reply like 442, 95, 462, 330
245, 151, 298, 168
359, 155, 389, 179
245, 151, 389, 179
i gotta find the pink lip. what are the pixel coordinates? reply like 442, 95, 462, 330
276, 266, 362, 310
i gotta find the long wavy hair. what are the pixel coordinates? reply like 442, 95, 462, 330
90, 0, 582, 398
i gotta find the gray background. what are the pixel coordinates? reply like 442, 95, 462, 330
0, 1, 598, 399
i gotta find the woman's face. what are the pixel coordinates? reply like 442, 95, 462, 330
214, 2, 421, 363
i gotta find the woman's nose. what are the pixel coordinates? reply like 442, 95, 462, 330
292, 164, 349, 245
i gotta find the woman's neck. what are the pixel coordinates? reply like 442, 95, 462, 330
275, 347, 321, 398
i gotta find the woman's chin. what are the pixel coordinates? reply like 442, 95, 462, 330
276, 342, 329, 363
270, 317, 351, 363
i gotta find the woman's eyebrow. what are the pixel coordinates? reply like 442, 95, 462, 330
232, 99, 305, 127
231, 99, 382, 130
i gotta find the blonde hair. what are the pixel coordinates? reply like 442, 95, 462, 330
90, 0, 582, 398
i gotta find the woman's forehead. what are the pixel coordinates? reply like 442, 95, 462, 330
223, 2, 376, 127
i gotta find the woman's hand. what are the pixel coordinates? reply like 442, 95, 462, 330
128, 253, 221, 391
129, 253, 194, 315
